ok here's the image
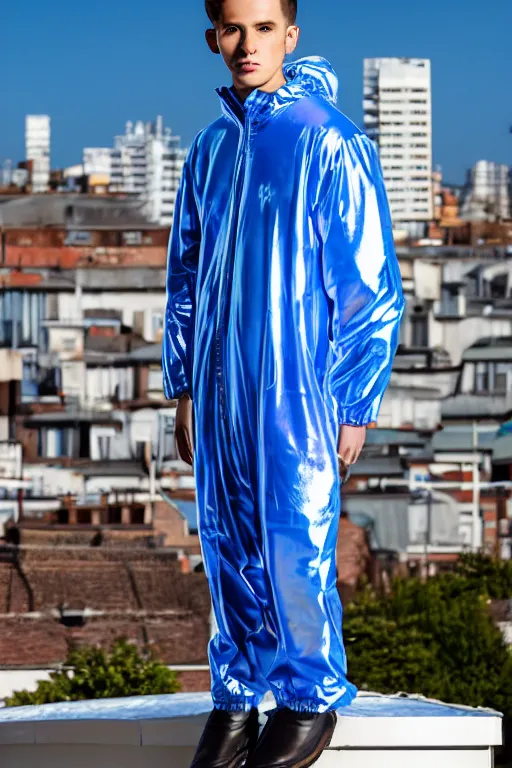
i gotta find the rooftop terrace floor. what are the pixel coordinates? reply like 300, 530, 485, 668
0, 690, 503, 768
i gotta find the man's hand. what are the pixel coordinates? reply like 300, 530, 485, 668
175, 393, 194, 466
337, 424, 367, 467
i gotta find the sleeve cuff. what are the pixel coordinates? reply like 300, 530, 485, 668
163, 381, 191, 401
337, 403, 379, 427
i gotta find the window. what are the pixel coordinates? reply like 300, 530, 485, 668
47, 293, 59, 321
411, 311, 428, 347
474, 361, 512, 395
148, 367, 163, 393
108, 506, 122, 524
131, 506, 145, 525
494, 363, 510, 393
151, 312, 164, 340
475, 362, 489, 393
98, 435, 111, 460
62, 337, 76, 352
39, 367, 59, 397
22, 357, 39, 400
122, 231, 143, 246
44, 428, 65, 458
77, 509, 92, 525
64, 231, 92, 246
134, 441, 145, 461
160, 414, 177, 461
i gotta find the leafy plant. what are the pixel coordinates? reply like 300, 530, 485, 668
345, 575, 512, 716
455, 553, 512, 599
343, 563, 512, 766
5, 639, 181, 706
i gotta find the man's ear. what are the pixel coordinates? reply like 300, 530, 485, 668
205, 28, 220, 54
285, 25, 299, 56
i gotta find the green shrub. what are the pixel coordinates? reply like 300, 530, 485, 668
5, 639, 181, 706
344, 565, 512, 766
456, 553, 512, 599
345, 575, 512, 718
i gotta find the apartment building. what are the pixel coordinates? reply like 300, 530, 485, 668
461, 160, 512, 221
25, 115, 51, 194
83, 116, 187, 226
363, 58, 433, 234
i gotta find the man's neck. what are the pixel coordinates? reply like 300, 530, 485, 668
233, 68, 287, 103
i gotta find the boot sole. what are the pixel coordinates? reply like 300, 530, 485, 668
292, 719, 336, 768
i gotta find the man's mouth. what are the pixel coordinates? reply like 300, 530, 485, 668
237, 61, 259, 73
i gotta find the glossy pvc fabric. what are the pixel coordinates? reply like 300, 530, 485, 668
163, 57, 404, 713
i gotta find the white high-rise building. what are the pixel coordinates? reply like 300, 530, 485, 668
83, 148, 112, 177
363, 58, 433, 231
25, 115, 51, 193
84, 116, 187, 226
460, 160, 511, 221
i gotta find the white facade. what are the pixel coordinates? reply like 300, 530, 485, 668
63, 164, 84, 179
461, 160, 511, 221
83, 148, 112, 177
25, 115, 51, 193
58, 291, 165, 343
12, 168, 30, 188
83, 116, 187, 226
363, 58, 433, 227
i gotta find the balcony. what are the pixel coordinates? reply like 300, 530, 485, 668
0, 691, 502, 768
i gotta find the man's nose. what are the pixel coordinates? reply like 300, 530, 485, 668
239, 31, 257, 55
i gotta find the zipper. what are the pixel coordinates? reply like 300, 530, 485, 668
215, 106, 252, 422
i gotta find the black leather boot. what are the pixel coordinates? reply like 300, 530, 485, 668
245, 708, 337, 768
190, 707, 260, 768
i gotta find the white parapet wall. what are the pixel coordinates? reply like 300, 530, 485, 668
0, 691, 503, 768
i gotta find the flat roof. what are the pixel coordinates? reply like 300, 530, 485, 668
0, 692, 501, 749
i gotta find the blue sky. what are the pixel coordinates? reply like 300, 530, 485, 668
5, 0, 511, 184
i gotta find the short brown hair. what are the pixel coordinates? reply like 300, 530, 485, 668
205, 0, 297, 25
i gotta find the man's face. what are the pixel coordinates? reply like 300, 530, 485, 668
207, 0, 299, 95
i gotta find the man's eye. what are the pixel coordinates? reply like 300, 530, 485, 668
259, 26, 271, 31
225, 26, 238, 33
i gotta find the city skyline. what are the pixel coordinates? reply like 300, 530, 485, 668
5, 0, 511, 185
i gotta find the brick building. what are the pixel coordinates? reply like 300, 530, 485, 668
0, 545, 212, 694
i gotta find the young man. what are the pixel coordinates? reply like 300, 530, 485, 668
163, 0, 404, 765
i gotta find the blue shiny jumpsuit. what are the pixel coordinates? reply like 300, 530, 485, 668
163, 57, 404, 713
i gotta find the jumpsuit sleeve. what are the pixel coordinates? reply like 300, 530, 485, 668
317, 132, 405, 426
162, 142, 201, 400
